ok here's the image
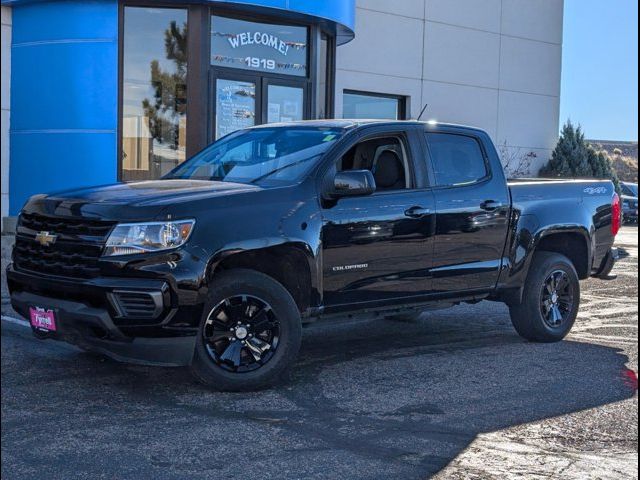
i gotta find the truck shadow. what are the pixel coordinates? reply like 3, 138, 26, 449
1, 306, 637, 479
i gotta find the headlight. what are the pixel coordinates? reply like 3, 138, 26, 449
103, 219, 195, 256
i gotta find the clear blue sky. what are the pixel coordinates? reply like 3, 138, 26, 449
560, 0, 638, 141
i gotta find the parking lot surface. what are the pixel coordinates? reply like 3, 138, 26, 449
1, 227, 638, 479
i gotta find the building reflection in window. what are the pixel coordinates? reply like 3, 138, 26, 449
122, 7, 188, 182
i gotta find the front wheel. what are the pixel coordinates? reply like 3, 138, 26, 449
509, 252, 580, 343
190, 269, 302, 391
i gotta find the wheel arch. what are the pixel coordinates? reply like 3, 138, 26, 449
533, 227, 592, 279
496, 224, 592, 306
206, 241, 319, 315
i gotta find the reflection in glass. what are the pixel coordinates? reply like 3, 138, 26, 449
267, 85, 304, 124
317, 33, 329, 119
216, 79, 257, 139
343, 92, 401, 120
122, 7, 188, 182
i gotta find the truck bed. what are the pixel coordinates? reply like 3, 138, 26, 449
507, 178, 616, 273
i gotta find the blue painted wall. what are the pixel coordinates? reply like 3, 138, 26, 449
9, 0, 119, 215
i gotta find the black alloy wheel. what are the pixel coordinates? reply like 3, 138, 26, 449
203, 295, 280, 373
190, 269, 302, 391
539, 270, 575, 329
509, 252, 580, 343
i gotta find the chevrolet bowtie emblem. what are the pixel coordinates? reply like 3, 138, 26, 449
35, 231, 58, 247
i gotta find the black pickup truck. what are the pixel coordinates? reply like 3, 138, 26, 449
7, 120, 622, 391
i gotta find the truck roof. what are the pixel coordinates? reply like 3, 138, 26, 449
250, 119, 487, 134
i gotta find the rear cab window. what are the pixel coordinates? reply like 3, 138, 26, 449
425, 133, 489, 187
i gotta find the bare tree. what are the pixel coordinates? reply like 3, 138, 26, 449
498, 141, 537, 178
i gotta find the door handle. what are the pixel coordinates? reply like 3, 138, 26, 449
405, 206, 432, 218
480, 200, 503, 211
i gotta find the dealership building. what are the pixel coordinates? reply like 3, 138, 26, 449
0, 0, 564, 228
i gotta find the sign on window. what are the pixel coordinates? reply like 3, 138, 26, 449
211, 16, 308, 77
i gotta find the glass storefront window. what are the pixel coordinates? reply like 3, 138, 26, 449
211, 16, 308, 77
216, 79, 257, 139
343, 91, 405, 120
267, 85, 304, 124
121, 7, 188, 182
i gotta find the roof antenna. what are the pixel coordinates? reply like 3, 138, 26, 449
417, 103, 429, 121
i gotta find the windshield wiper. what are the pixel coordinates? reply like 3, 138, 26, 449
249, 155, 320, 184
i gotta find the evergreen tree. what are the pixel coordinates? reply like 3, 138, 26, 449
540, 121, 587, 177
589, 149, 621, 193
540, 120, 621, 193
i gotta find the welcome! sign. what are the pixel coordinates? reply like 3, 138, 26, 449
228, 31, 293, 56
211, 16, 308, 77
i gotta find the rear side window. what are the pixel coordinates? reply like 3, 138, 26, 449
426, 133, 488, 187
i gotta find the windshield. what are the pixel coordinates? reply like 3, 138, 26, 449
165, 127, 344, 185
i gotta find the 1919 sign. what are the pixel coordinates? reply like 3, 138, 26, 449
246, 57, 276, 71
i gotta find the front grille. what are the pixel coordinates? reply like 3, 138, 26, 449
109, 291, 163, 319
13, 213, 115, 279
19, 212, 115, 238
14, 236, 105, 278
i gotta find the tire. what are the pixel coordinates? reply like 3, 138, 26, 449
190, 269, 302, 392
509, 252, 581, 343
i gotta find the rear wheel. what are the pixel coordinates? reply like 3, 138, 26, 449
510, 252, 580, 343
190, 269, 302, 391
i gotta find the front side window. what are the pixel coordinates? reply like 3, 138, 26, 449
166, 127, 344, 186
426, 133, 488, 187
337, 136, 411, 191
121, 7, 188, 182
343, 91, 405, 120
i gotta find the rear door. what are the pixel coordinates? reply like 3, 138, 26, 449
424, 130, 511, 294
321, 126, 436, 307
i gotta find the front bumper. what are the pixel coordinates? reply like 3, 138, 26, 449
7, 265, 198, 367
11, 290, 196, 366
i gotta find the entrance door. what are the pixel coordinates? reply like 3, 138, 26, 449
213, 74, 260, 140
263, 79, 307, 124
211, 73, 308, 141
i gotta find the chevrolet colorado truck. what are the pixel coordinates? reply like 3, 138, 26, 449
7, 121, 622, 391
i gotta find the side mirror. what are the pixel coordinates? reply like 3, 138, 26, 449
330, 170, 377, 199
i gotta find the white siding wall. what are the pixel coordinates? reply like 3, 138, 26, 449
1, 6, 10, 219
336, 0, 564, 175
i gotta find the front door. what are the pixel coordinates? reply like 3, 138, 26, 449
321, 129, 437, 307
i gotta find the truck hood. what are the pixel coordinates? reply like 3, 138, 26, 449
24, 180, 264, 221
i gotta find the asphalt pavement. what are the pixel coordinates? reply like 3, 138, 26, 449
1, 227, 638, 479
